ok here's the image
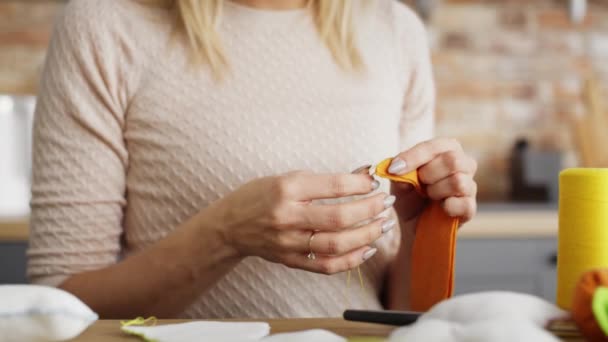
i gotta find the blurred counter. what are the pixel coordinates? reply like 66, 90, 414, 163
0, 204, 558, 242
0, 217, 29, 241
459, 203, 558, 239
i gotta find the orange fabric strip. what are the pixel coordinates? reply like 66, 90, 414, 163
375, 158, 459, 311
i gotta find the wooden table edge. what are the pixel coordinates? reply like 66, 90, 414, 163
70, 317, 584, 341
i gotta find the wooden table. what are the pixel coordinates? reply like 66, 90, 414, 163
69, 318, 586, 341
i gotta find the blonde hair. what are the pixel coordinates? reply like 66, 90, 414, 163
145, 0, 364, 75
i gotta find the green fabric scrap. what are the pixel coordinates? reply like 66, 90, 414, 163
593, 286, 608, 337
121, 327, 158, 342
120, 317, 159, 342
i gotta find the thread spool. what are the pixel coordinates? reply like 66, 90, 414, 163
557, 168, 608, 309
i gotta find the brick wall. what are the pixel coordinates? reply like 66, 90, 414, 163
421, 0, 608, 200
0, 1, 63, 94
1, 0, 607, 200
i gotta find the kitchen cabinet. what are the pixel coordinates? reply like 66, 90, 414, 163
0, 242, 27, 284
0, 238, 558, 298
0, 209, 560, 296
454, 205, 559, 301
454, 238, 558, 301
0, 238, 559, 298
0, 219, 29, 284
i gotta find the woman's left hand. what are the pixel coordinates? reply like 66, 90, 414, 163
387, 138, 478, 224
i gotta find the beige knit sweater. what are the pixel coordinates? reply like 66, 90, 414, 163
27, 0, 434, 318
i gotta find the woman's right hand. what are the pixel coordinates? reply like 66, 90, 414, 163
210, 171, 397, 275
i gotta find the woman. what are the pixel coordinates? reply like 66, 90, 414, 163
27, 0, 477, 319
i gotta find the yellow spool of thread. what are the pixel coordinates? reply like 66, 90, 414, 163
557, 168, 608, 309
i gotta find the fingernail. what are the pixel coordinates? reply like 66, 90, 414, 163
351, 164, 372, 175
383, 195, 396, 209
371, 179, 380, 191
388, 158, 407, 175
362, 248, 378, 261
381, 218, 396, 233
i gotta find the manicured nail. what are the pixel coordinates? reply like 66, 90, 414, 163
362, 248, 378, 261
388, 158, 407, 175
351, 164, 372, 175
371, 179, 380, 191
383, 195, 396, 209
382, 218, 396, 233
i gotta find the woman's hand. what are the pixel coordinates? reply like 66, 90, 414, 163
387, 138, 478, 224
211, 171, 397, 275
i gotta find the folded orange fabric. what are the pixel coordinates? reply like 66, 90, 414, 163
571, 269, 608, 342
375, 158, 459, 311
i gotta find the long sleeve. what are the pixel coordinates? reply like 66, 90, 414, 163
396, 4, 435, 150
27, 0, 141, 286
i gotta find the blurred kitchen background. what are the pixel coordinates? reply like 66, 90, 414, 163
1, 0, 607, 302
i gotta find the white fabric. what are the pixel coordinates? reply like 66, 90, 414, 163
122, 321, 271, 342
389, 291, 567, 342
261, 329, 346, 342
0, 285, 98, 342
121, 322, 348, 342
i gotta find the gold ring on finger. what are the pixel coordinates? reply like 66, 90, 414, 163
307, 230, 316, 260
